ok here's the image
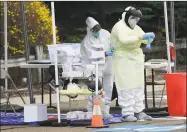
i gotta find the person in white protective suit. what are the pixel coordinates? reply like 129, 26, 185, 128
111, 6, 155, 122
80, 17, 114, 119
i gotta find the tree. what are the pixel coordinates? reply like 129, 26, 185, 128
50, 1, 186, 41
0, 1, 60, 57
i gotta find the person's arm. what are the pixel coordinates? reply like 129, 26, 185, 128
137, 26, 148, 45
106, 33, 115, 56
101, 31, 113, 56
115, 25, 142, 46
104, 30, 113, 51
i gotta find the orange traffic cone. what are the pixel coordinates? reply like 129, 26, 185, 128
87, 98, 109, 128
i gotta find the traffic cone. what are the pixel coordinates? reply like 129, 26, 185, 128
86, 98, 109, 128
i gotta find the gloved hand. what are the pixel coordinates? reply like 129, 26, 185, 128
105, 50, 114, 56
146, 38, 153, 49
142, 32, 155, 40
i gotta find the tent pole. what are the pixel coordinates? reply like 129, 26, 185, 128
20, 2, 35, 103
4, 2, 8, 91
170, 1, 176, 72
51, 2, 61, 123
164, 1, 172, 73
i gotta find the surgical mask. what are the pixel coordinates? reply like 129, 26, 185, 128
128, 16, 140, 29
92, 32, 100, 38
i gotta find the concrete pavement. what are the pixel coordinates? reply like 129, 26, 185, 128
1, 85, 167, 107
1, 85, 186, 132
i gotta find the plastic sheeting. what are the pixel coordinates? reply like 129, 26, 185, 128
66, 111, 92, 120
47, 43, 81, 64
0, 112, 122, 125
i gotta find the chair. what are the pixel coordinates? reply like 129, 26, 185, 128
0, 68, 27, 115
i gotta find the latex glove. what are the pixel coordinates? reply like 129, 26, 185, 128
105, 50, 114, 56
142, 32, 155, 40
146, 38, 153, 49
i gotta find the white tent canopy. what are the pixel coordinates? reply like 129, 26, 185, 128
3, 1, 173, 123
51, 1, 173, 123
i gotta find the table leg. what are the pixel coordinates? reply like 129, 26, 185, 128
27, 68, 35, 103
47, 85, 57, 109
144, 69, 148, 108
41, 68, 44, 104
69, 98, 71, 112
152, 69, 156, 107
49, 85, 52, 106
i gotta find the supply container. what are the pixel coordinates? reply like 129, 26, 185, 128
165, 72, 186, 117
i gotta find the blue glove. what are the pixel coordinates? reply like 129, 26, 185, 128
142, 32, 155, 40
146, 38, 153, 49
106, 50, 114, 56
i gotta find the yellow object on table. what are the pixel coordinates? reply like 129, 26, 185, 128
60, 89, 95, 95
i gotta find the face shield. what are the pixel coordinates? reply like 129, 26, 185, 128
128, 16, 140, 29
128, 9, 142, 18
124, 7, 143, 29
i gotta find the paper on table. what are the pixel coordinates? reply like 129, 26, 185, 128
91, 44, 105, 64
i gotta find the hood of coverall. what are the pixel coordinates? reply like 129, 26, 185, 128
86, 17, 99, 29
122, 6, 143, 29
85, 17, 101, 38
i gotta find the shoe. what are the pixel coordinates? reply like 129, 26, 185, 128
134, 112, 152, 121
121, 115, 137, 122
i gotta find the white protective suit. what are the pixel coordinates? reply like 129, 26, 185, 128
111, 7, 152, 121
80, 17, 113, 118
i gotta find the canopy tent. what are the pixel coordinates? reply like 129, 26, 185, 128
3, 2, 34, 103
52, 1, 173, 123
3, 1, 174, 123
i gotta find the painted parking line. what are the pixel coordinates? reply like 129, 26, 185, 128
93, 124, 186, 132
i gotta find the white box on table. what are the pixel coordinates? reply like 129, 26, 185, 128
24, 104, 47, 122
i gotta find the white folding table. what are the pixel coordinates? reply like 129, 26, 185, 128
20, 61, 57, 109
144, 59, 174, 108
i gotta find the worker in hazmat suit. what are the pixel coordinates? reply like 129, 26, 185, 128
110, 6, 155, 122
81, 17, 114, 119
